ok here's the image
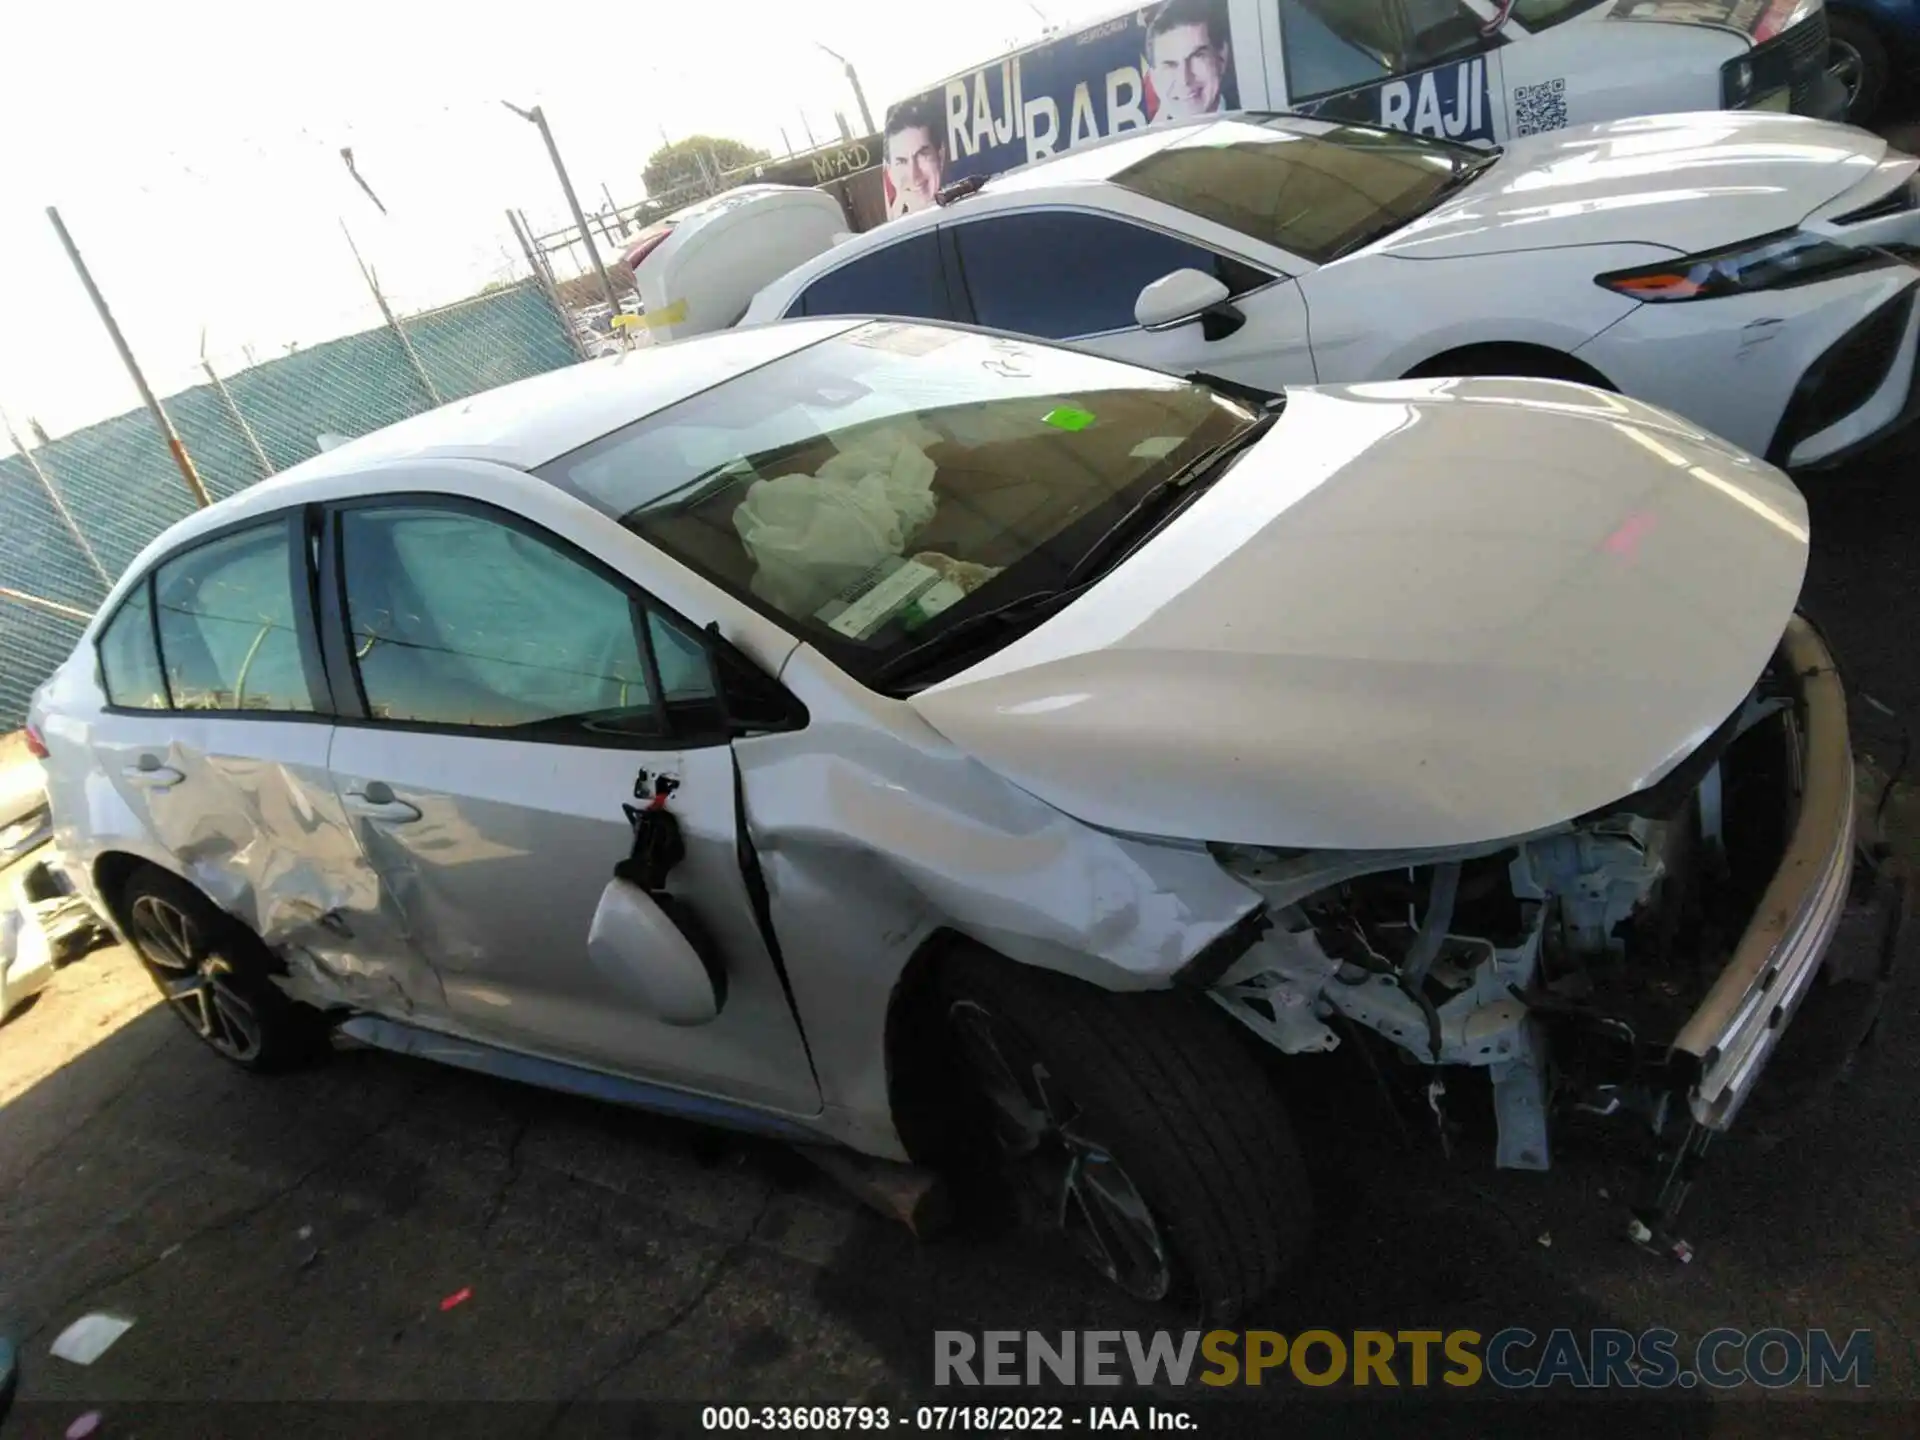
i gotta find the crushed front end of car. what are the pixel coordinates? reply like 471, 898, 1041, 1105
1205, 616, 1908, 1243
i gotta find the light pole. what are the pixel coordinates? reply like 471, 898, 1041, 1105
503, 100, 620, 315
816, 42, 876, 135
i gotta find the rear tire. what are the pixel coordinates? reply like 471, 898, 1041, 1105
120, 866, 331, 1072
1829, 16, 1891, 128
938, 946, 1313, 1321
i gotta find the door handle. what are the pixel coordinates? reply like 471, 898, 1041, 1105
344, 782, 421, 824
122, 760, 184, 789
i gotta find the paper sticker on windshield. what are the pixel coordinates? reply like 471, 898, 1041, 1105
1130, 435, 1184, 460
1043, 406, 1097, 432
847, 322, 958, 356
821, 558, 942, 640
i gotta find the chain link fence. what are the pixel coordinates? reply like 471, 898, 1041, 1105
0, 279, 581, 727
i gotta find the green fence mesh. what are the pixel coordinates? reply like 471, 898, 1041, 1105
0, 281, 579, 727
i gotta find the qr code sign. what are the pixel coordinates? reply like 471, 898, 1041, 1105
1513, 78, 1568, 137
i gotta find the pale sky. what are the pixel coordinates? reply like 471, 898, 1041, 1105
0, 0, 1113, 439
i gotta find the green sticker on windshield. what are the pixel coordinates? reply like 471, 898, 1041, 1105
1042, 406, 1096, 432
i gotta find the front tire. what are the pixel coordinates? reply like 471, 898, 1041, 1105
939, 947, 1313, 1321
121, 866, 331, 1071
1829, 16, 1891, 127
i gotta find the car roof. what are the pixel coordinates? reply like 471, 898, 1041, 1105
758, 114, 1329, 301
238, 315, 861, 490
97, 317, 861, 604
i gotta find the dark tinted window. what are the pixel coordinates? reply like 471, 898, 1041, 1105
791, 233, 953, 321
1114, 118, 1468, 264
97, 584, 169, 710
153, 522, 314, 713
952, 212, 1269, 340
339, 506, 662, 737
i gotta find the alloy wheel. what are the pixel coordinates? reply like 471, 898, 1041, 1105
1829, 39, 1865, 108
948, 998, 1173, 1301
129, 895, 264, 1063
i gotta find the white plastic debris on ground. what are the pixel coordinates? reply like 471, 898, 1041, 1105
733, 420, 943, 616
49, 1314, 134, 1367
1, 849, 107, 1024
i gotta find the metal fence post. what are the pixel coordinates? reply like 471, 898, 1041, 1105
509, 211, 589, 362
341, 223, 442, 408
47, 205, 212, 510
0, 402, 112, 593
198, 336, 276, 478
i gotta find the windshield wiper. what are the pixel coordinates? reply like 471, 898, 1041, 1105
1059, 410, 1277, 590
871, 412, 1278, 689
868, 583, 1085, 689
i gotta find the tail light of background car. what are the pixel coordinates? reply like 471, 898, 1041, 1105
23, 724, 48, 759
621, 226, 675, 272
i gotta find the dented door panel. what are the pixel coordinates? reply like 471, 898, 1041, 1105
87, 712, 448, 1017
326, 726, 823, 1116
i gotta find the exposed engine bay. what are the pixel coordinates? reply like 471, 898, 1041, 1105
1207, 653, 1820, 1179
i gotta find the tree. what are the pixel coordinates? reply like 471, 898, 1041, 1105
642, 136, 771, 197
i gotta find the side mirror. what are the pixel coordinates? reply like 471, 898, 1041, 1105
1135, 268, 1234, 332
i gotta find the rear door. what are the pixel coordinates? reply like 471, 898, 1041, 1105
944, 206, 1318, 387
85, 510, 440, 1014
319, 495, 821, 1117
1268, 0, 1510, 143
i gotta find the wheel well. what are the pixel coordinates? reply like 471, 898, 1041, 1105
882, 927, 979, 1169
91, 851, 150, 935
1403, 342, 1615, 390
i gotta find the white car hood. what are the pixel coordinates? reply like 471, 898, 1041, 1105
1371, 113, 1886, 261
909, 379, 1810, 852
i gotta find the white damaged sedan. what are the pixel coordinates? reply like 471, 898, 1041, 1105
28, 319, 1905, 1316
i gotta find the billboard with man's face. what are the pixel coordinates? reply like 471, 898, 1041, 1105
880, 0, 1239, 220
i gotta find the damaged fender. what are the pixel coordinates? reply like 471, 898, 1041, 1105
736, 648, 1265, 1158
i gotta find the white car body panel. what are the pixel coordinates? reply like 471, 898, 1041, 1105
1372, 114, 1885, 261
911, 380, 1809, 851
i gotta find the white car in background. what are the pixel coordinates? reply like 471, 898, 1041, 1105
743, 110, 1920, 470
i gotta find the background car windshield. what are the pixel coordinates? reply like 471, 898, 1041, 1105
541, 322, 1257, 681
1510, 0, 1608, 28
1112, 118, 1466, 264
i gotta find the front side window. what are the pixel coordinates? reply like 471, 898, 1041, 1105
338, 507, 660, 738
152, 522, 315, 713
952, 211, 1271, 340
790, 233, 955, 322
97, 584, 169, 710
1114, 117, 1471, 264
540, 322, 1261, 689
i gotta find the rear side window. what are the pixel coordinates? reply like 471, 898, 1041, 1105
97, 585, 169, 710
338, 506, 663, 738
951, 211, 1271, 340
152, 522, 315, 713
789, 233, 954, 321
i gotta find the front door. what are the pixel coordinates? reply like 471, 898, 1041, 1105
945, 208, 1319, 389
321, 498, 821, 1116
86, 510, 442, 1016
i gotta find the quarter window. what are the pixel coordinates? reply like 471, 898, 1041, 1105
338, 506, 662, 737
790, 233, 955, 321
97, 584, 169, 710
952, 211, 1270, 340
152, 522, 315, 713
